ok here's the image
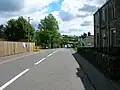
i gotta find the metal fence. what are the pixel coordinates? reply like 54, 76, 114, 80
0, 41, 35, 57
78, 47, 120, 56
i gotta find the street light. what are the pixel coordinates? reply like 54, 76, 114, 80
28, 17, 33, 42
49, 35, 52, 49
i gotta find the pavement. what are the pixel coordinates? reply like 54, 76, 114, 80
0, 48, 118, 90
73, 52, 120, 90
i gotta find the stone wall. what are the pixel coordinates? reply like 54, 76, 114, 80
77, 47, 120, 80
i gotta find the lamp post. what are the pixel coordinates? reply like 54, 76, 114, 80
35, 30, 39, 46
49, 35, 52, 49
28, 17, 33, 42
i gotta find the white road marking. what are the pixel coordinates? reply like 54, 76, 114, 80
0, 69, 29, 90
34, 58, 46, 65
52, 52, 55, 54
54, 50, 59, 53
47, 50, 59, 57
0, 52, 40, 65
52, 51, 58, 54
0, 50, 60, 89
47, 53, 53, 57
35, 51, 59, 65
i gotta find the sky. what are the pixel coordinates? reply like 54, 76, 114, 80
0, 0, 106, 36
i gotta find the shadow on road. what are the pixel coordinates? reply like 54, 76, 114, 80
73, 52, 96, 90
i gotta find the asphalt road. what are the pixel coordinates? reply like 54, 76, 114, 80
0, 49, 93, 90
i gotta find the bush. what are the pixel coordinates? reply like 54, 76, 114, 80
74, 48, 77, 51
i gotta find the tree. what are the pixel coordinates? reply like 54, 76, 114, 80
38, 14, 60, 48
5, 19, 18, 41
81, 33, 87, 39
61, 35, 69, 45
4, 16, 35, 41
83, 33, 87, 37
0, 24, 5, 38
88, 32, 91, 36
38, 14, 59, 31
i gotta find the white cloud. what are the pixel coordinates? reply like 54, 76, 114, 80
53, 9, 94, 36
27, 0, 104, 35
0, 0, 58, 27
0, 0, 24, 12
61, 0, 84, 15
52, 11, 91, 35
0, 18, 8, 25
23, 0, 58, 13
84, 0, 106, 7
0, 0, 106, 35
0, 0, 58, 18
53, 0, 106, 35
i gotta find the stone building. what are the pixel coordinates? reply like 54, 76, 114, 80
94, 0, 120, 48
84, 35, 94, 47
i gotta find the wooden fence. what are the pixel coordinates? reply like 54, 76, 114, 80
0, 41, 35, 57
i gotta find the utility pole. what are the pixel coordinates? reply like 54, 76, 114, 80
28, 17, 30, 42
49, 35, 52, 49
35, 30, 38, 46
28, 17, 33, 42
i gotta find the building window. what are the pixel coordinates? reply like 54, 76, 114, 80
97, 33, 99, 46
105, 6, 108, 22
116, 31, 120, 45
113, 2, 115, 18
110, 28, 116, 47
109, 3, 112, 21
109, 1, 115, 19
111, 1, 115, 19
102, 8, 105, 25
100, 10, 102, 25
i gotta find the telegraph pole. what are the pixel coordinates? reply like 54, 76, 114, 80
28, 17, 33, 42
49, 35, 52, 49
28, 17, 30, 42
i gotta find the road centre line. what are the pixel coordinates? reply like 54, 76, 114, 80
0, 69, 30, 90
34, 50, 59, 65
47, 53, 53, 57
52, 51, 58, 54
47, 50, 59, 57
0, 50, 59, 90
34, 58, 46, 65
0, 50, 59, 65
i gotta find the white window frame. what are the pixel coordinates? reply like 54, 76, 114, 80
110, 28, 116, 47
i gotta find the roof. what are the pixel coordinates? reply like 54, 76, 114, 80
93, 0, 112, 16
84, 35, 94, 45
